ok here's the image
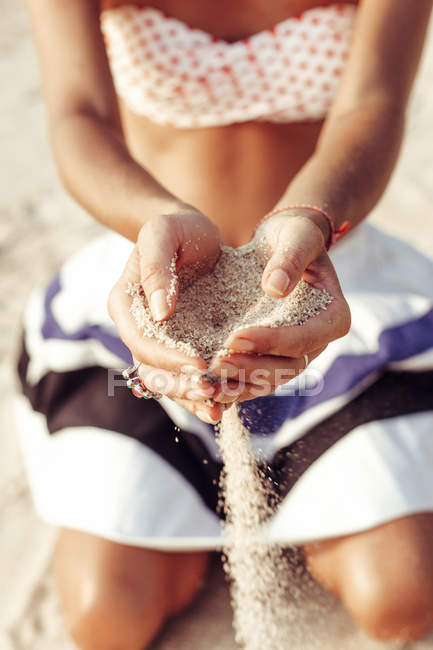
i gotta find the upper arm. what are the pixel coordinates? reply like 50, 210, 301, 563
26, 0, 120, 128
329, 0, 433, 116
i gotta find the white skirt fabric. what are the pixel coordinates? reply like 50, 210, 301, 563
13, 222, 433, 550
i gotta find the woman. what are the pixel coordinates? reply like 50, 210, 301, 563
15, 0, 433, 647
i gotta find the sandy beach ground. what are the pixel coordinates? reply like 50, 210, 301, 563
1, 1, 432, 648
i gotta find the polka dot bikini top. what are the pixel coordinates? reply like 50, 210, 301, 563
100, 3, 357, 128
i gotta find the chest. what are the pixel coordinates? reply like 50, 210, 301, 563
100, 1, 358, 129
100, 0, 359, 42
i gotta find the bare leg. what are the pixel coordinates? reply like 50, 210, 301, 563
54, 528, 210, 650
304, 513, 433, 641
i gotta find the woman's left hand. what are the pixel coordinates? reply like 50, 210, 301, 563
208, 209, 351, 401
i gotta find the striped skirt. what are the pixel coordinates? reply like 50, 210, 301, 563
13, 222, 433, 550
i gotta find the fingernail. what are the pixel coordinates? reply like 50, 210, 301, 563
214, 392, 238, 404
212, 362, 239, 379
181, 365, 206, 376
187, 389, 214, 401
189, 374, 204, 387
180, 366, 207, 388
150, 289, 169, 321
268, 269, 289, 296
229, 338, 255, 353
198, 410, 220, 424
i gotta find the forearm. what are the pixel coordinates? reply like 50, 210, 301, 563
51, 112, 187, 241
277, 99, 406, 235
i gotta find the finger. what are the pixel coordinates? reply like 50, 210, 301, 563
260, 215, 326, 298
213, 379, 251, 403
210, 355, 306, 385
108, 252, 207, 373
174, 398, 224, 424
231, 384, 278, 403
225, 293, 349, 357
137, 215, 182, 321
214, 380, 274, 403
215, 346, 327, 404
137, 364, 215, 400
211, 347, 327, 385
208, 378, 270, 404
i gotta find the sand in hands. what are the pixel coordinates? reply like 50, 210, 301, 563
128, 241, 332, 364
127, 241, 332, 650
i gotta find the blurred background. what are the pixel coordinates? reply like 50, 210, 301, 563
0, 1, 432, 648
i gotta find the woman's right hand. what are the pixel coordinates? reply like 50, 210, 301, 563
108, 206, 225, 423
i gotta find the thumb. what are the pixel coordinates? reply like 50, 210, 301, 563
261, 216, 325, 297
137, 217, 181, 321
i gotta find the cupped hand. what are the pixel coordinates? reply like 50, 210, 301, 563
209, 210, 351, 399
108, 207, 225, 423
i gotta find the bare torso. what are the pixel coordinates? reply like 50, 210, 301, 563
100, 0, 358, 246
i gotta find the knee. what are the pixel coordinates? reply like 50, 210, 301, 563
341, 568, 433, 641
67, 553, 208, 650
306, 515, 433, 642
65, 571, 168, 650
54, 532, 209, 650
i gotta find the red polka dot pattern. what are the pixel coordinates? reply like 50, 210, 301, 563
100, 4, 356, 128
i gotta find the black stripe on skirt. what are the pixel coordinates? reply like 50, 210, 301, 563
16, 335, 433, 515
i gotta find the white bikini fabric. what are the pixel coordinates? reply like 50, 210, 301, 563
100, 3, 356, 127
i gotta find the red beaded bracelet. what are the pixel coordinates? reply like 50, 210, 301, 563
254, 203, 351, 251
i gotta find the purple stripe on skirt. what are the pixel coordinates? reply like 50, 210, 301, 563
40, 273, 433, 435
239, 307, 433, 434
41, 274, 132, 364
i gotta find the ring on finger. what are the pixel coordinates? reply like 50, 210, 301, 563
122, 362, 162, 400
127, 376, 162, 400
122, 360, 142, 380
